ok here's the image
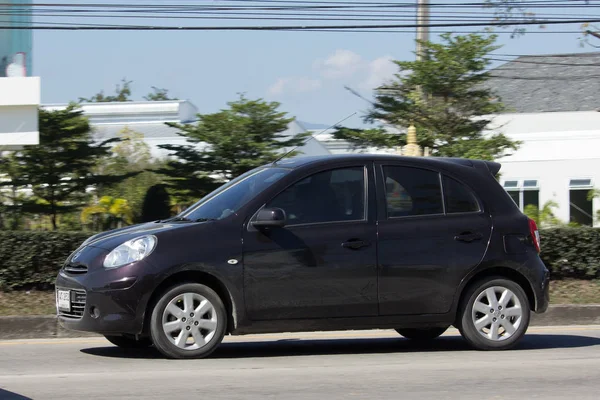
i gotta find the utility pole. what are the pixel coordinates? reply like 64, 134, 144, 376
407, 0, 429, 157
416, 0, 430, 61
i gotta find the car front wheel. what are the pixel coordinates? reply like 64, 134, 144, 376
458, 277, 530, 350
150, 283, 227, 359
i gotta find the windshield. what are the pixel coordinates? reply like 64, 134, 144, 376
180, 167, 290, 221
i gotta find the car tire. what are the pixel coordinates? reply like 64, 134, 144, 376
104, 334, 153, 349
395, 327, 448, 341
150, 283, 227, 359
458, 277, 530, 351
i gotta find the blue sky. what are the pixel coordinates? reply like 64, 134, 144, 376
31, 1, 599, 128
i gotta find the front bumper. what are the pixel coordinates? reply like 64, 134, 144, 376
55, 247, 155, 335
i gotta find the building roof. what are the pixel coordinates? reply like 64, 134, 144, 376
486, 52, 600, 113
41, 100, 198, 125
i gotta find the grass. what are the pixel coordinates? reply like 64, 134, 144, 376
0, 280, 599, 316
0, 290, 57, 316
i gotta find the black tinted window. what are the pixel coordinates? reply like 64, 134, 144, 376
382, 166, 443, 217
267, 167, 365, 225
443, 176, 480, 213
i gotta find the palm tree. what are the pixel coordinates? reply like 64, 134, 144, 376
524, 200, 561, 228
81, 196, 133, 231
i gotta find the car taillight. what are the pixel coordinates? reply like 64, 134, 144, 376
528, 218, 541, 253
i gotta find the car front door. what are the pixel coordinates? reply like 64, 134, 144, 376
242, 163, 378, 320
375, 163, 492, 316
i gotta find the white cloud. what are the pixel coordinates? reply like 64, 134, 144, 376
314, 49, 364, 79
267, 76, 322, 96
359, 56, 397, 90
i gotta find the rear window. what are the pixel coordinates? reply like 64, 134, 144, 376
443, 176, 480, 213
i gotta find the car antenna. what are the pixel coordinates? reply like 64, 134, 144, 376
272, 112, 357, 165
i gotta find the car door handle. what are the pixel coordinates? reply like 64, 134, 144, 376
342, 239, 371, 250
454, 232, 483, 243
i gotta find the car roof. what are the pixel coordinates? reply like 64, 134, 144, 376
270, 154, 500, 175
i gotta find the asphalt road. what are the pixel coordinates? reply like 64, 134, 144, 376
1, 326, 600, 400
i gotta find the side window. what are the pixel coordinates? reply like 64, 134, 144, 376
443, 176, 480, 214
383, 166, 443, 217
267, 167, 365, 225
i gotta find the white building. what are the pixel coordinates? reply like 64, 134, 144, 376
489, 111, 600, 227
0, 1, 39, 150
0, 77, 40, 150
482, 52, 600, 227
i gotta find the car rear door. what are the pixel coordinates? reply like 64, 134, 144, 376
375, 162, 492, 316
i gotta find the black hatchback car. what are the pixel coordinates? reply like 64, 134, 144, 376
56, 154, 549, 359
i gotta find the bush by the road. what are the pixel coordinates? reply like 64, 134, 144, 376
540, 227, 600, 280
0, 231, 90, 291
0, 227, 599, 290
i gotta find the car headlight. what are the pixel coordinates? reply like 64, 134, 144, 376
103, 235, 157, 269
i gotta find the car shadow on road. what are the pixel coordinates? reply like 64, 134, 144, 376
0, 389, 33, 400
79, 333, 600, 360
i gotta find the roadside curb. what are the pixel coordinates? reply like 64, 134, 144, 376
1, 305, 599, 340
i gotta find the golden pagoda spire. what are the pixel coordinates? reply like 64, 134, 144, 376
403, 124, 422, 157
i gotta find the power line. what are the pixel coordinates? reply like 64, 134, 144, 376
2, 17, 600, 30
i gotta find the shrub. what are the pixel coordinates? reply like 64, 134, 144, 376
0, 231, 91, 291
0, 227, 598, 291
540, 227, 600, 280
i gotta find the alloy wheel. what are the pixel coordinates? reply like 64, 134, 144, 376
161, 292, 218, 350
471, 286, 523, 342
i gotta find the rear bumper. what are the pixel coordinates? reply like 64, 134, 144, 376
531, 258, 550, 314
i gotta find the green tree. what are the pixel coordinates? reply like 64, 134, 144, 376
96, 127, 166, 222
3, 105, 135, 230
79, 78, 133, 103
144, 87, 177, 101
588, 189, 600, 223
334, 33, 519, 161
141, 184, 172, 222
0, 153, 27, 229
157, 95, 308, 203
484, 1, 594, 44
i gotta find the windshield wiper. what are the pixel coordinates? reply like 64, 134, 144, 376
159, 216, 216, 223
160, 216, 192, 223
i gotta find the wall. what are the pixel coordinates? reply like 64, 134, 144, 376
489, 111, 600, 226
0, 77, 40, 148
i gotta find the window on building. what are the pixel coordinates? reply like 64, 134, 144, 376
443, 176, 480, 214
382, 166, 443, 218
503, 180, 539, 211
267, 166, 366, 226
569, 179, 594, 226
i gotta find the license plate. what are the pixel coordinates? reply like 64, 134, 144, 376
57, 290, 71, 312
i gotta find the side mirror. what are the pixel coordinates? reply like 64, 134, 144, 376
252, 207, 287, 228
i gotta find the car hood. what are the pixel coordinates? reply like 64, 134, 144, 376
82, 220, 204, 250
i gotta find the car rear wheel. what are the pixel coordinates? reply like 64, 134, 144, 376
104, 334, 153, 349
150, 283, 227, 359
458, 277, 530, 350
395, 327, 448, 341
